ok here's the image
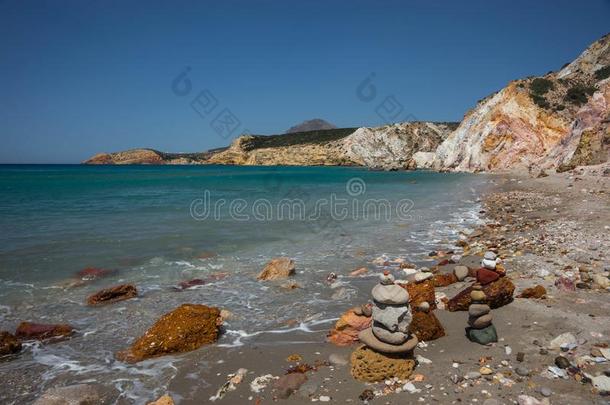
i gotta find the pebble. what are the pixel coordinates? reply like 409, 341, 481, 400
516, 352, 525, 362
539, 387, 552, 397
466, 371, 481, 379
479, 366, 493, 375
555, 356, 571, 369
471, 291, 486, 302
454, 266, 469, 281
515, 366, 529, 377
319, 395, 330, 402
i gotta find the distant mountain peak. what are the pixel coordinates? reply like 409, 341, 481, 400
285, 118, 337, 134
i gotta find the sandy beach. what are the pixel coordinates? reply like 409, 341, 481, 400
126, 167, 610, 405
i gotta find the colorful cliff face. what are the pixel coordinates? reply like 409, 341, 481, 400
435, 34, 610, 172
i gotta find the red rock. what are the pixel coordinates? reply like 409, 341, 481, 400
476, 268, 500, 285
0, 331, 22, 355
327, 307, 372, 346
447, 277, 515, 312
518, 285, 547, 299
116, 304, 220, 363
257, 257, 295, 281
176, 279, 206, 290
76, 267, 116, 280
87, 284, 138, 305
15, 322, 74, 340
432, 273, 458, 287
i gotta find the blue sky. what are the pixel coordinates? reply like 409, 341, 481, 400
1, 0, 609, 163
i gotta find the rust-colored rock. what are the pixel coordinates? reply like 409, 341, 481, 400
15, 322, 74, 340
117, 304, 221, 362
517, 285, 547, 299
476, 268, 500, 285
349, 267, 368, 277
432, 273, 458, 287
447, 277, 515, 312
350, 345, 416, 382
0, 331, 22, 355
400, 280, 436, 310
257, 257, 295, 281
147, 395, 175, 405
409, 311, 446, 341
327, 307, 372, 346
86, 284, 137, 306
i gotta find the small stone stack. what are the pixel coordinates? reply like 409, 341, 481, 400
466, 283, 498, 345
351, 272, 418, 382
481, 251, 498, 270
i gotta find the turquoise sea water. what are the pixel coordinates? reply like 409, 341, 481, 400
0, 164, 488, 402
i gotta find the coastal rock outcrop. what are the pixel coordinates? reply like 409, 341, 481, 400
257, 257, 296, 281
409, 308, 445, 342
435, 33, 610, 172
350, 345, 416, 383
0, 331, 22, 355
15, 322, 74, 340
86, 284, 138, 306
342, 122, 457, 170
116, 304, 221, 362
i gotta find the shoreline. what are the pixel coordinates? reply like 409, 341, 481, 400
162, 169, 609, 404
2, 168, 608, 404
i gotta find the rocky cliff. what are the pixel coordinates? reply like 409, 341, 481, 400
285, 118, 336, 133
434, 33, 610, 172
84, 123, 455, 169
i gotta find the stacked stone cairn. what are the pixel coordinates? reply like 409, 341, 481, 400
466, 283, 498, 345
351, 272, 418, 382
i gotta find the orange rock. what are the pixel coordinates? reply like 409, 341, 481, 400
517, 285, 547, 299
400, 280, 436, 310
147, 395, 174, 405
432, 273, 458, 287
327, 307, 372, 346
349, 267, 368, 277
447, 277, 515, 312
409, 311, 446, 341
257, 257, 295, 281
86, 284, 138, 306
117, 304, 221, 362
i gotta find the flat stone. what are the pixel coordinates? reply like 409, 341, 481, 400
328, 353, 348, 366
467, 324, 498, 345
371, 302, 412, 333
484, 251, 497, 261
468, 304, 490, 317
468, 314, 492, 329
470, 290, 486, 302
454, 266, 469, 281
372, 284, 409, 305
372, 321, 409, 345
414, 272, 433, 282
379, 273, 395, 285
359, 328, 418, 354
